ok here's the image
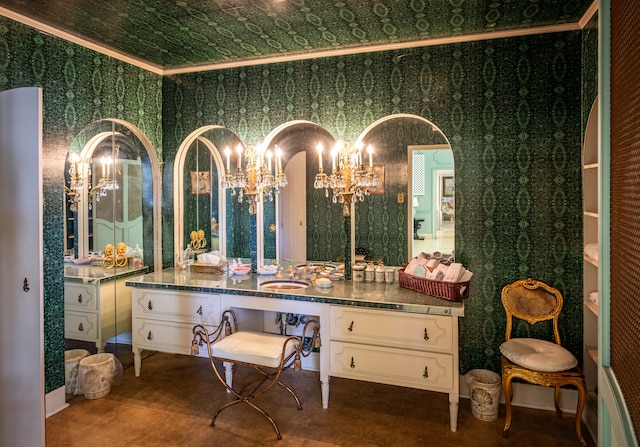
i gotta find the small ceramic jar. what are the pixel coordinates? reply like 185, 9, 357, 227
352, 264, 365, 282
375, 263, 385, 283
365, 263, 375, 282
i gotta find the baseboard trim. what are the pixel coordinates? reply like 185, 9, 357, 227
45, 387, 68, 418
459, 374, 579, 413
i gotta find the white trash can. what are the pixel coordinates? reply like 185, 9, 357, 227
465, 369, 502, 422
77, 353, 117, 399
64, 349, 89, 394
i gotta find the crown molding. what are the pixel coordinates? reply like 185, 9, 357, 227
0, 4, 598, 76
0, 6, 164, 75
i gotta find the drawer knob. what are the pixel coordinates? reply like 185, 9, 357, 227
350, 356, 355, 369
77, 294, 83, 304
148, 300, 153, 311
348, 321, 354, 332
423, 366, 429, 379
78, 323, 84, 332
423, 328, 429, 341
196, 305, 203, 316
147, 331, 153, 340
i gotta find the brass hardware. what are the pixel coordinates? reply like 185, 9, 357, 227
348, 321, 354, 332
148, 300, 153, 311
190, 229, 207, 249
147, 331, 153, 340
423, 366, 429, 378
196, 305, 203, 315
269, 223, 276, 233
350, 357, 355, 368
78, 323, 83, 332
77, 294, 83, 304
22, 278, 29, 292
423, 328, 429, 341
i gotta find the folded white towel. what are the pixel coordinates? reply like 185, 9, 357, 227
433, 264, 447, 281
588, 291, 599, 305
585, 243, 598, 261
459, 269, 474, 282
443, 262, 463, 282
413, 264, 428, 278
405, 257, 428, 275
426, 258, 440, 272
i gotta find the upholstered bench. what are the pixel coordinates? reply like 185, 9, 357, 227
191, 310, 320, 440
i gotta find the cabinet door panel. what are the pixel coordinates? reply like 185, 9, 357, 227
330, 341, 454, 391
64, 283, 98, 311
132, 289, 220, 324
132, 319, 216, 357
330, 306, 453, 351
65, 311, 99, 341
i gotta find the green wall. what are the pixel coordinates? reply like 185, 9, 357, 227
0, 11, 598, 392
164, 30, 593, 373
0, 17, 163, 393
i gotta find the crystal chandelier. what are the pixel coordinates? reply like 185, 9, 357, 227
222, 144, 288, 215
313, 140, 378, 216
64, 147, 120, 212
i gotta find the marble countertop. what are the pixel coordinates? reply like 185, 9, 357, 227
65, 264, 149, 284
125, 268, 464, 317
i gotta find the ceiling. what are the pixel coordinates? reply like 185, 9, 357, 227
0, 0, 596, 74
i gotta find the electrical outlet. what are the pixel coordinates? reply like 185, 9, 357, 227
397, 192, 405, 203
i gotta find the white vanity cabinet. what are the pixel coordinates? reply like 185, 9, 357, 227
328, 306, 460, 432
131, 288, 221, 376
64, 277, 133, 352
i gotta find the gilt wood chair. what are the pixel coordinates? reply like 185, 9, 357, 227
500, 278, 587, 447
191, 310, 321, 440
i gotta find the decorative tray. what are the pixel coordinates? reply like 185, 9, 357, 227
190, 261, 230, 274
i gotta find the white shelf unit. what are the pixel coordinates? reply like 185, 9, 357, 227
582, 98, 599, 438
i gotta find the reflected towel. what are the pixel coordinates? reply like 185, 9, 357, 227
405, 256, 428, 275
589, 291, 599, 305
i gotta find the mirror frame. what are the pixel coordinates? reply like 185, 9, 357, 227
173, 125, 230, 262
66, 119, 162, 270
357, 113, 452, 263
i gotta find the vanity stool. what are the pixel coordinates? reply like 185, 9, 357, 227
191, 310, 321, 440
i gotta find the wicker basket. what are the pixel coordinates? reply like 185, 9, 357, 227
398, 265, 470, 302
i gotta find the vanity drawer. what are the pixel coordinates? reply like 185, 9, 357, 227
329, 306, 453, 352
132, 319, 215, 358
132, 289, 220, 324
64, 283, 98, 311
65, 311, 98, 341
330, 341, 454, 392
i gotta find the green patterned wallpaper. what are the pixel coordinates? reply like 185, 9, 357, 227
0, 16, 163, 393
0, 9, 598, 393
0, 0, 594, 69
164, 29, 595, 373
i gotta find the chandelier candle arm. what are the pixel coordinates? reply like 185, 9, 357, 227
222, 144, 288, 215
313, 140, 378, 217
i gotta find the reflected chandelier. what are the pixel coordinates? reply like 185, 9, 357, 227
64, 147, 120, 212
313, 140, 378, 216
222, 144, 288, 215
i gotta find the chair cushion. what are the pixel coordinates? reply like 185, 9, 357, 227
212, 331, 296, 368
500, 338, 578, 372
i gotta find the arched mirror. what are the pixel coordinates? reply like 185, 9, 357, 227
174, 126, 248, 264
260, 121, 338, 265
355, 114, 453, 266
63, 119, 161, 374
